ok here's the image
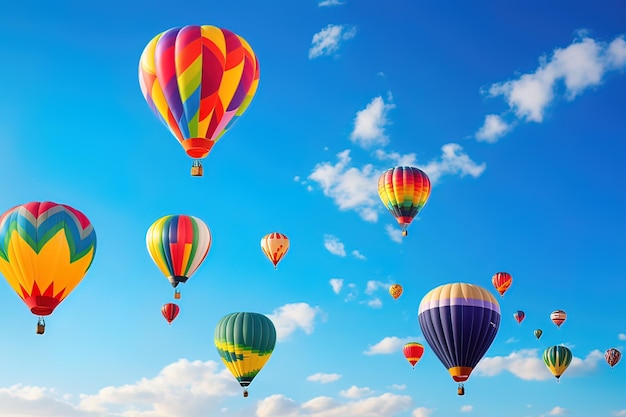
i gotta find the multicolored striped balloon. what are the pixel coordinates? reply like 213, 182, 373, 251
139, 25, 260, 173
418, 283, 500, 392
260, 232, 289, 269
0, 202, 96, 317
543, 345, 572, 381
214, 312, 276, 397
161, 302, 180, 325
146, 215, 211, 290
605, 348, 621, 368
491, 271, 512, 297
513, 310, 525, 324
378, 166, 431, 237
550, 309, 567, 328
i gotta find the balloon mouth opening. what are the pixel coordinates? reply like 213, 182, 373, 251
30, 306, 54, 316
26, 296, 60, 316
182, 138, 215, 158
452, 375, 469, 382
169, 276, 189, 287
396, 217, 413, 226
449, 367, 473, 382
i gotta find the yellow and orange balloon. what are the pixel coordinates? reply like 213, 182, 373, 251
261, 232, 289, 269
389, 284, 403, 300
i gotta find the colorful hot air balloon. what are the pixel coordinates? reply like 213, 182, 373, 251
534, 329, 543, 339
403, 342, 424, 368
139, 25, 260, 176
214, 312, 276, 397
491, 272, 512, 297
378, 166, 431, 237
161, 303, 180, 325
146, 215, 211, 297
550, 310, 567, 328
513, 310, 525, 324
418, 282, 500, 395
543, 345, 572, 381
605, 348, 622, 369
260, 233, 289, 269
0, 202, 97, 334
389, 284, 403, 300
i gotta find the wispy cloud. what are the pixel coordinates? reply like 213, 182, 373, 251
309, 24, 357, 59
330, 278, 344, 294
351, 95, 395, 148
351, 249, 366, 260
267, 303, 325, 341
547, 406, 568, 415
461, 405, 474, 412
324, 234, 347, 256
413, 407, 435, 417
476, 34, 626, 142
475, 348, 603, 380
318, 0, 345, 6
339, 385, 374, 399
618, 333, 626, 340
364, 336, 419, 355
307, 373, 342, 383
384, 224, 404, 243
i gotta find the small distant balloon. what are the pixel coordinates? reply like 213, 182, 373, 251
162, 303, 180, 324
543, 345, 572, 381
260, 233, 289, 269
491, 272, 512, 297
605, 348, 622, 368
389, 284, 403, 300
403, 342, 424, 368
534, 329, 543, 339
550, 310, 567, 328
513, 310, 525, 324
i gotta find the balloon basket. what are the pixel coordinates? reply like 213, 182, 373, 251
191, 162, 203, 177
174, 290, 181, 300
36, 318, 45, 335
243, 389, 249, 398
457, 384, 465, 396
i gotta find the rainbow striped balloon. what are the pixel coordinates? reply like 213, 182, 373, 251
139, 25, 260, 162
0, 202, 96, 316
378, 166, 431, 236
146, 214, 211, 289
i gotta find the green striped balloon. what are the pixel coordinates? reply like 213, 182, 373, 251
214, 312, 276, 397
543, 345, 572, 381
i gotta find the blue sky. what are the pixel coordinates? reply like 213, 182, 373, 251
0, 1, 625, 416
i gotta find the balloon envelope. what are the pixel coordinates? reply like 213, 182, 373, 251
550, 310, 567, 328
161, 303, 180, 324
389, 284, 403, 300
146, 215, 211, 288
139, 25, 260, 163
491, 272, 512, 297
605, 348, 621, 368
418, 282, 500, 383
403, 342, 424, 367
214, 312, 276, 395
543, 345, 572, 380
378, 166, 431, 235
260, 233, 289, 268
0, 202, 96, 316
534, 329, 543, 339
513, 310, 525, 324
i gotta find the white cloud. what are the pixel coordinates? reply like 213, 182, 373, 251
365, 297, 382, 309
309, 150, 380, 222
461, 405, 473, 412
339, 386, 374, 399
475, 348, 602, 381
475, 114, 511, 143
364, 336, 416, 355
350, 96, 395, 148
330, 278, 344, 294
0, 385, 96, 417
309, 24, 357, 59
384, 224, 404, 243
618, 333, 626, 341
319, 0, 345, 5
365, 280, 387, 295
390, 384, 406, 390
413, 407, 435, 417
548, 406, 568, 415
505, 337, 518, 344
324, 234, 347, 256
307, 373, 342, 383
351, 249, 366, 260
421, 143, 486, 183
267, 303, 324, 341
477, 35, 626, 141
257, 392, 412, 417
613, 410, 626, 416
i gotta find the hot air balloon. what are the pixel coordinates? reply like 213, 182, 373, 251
605, 348, 622, 369
403, 342, 424, 368
139, 25, 260, 176
491, 272, 512, 297
534, 329, 543, 339
513, 310, 525, 324
418, 282, 500, 396
543, 345, 572, 381
550, 310, 567, 328
0, 202, 97, 334
161, 303, 180, 325
214, 312, 276, 397
260, 233, 289, 269
389, 284, 403, 300
146, 215, 211, 298
378, 166, 431, 237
